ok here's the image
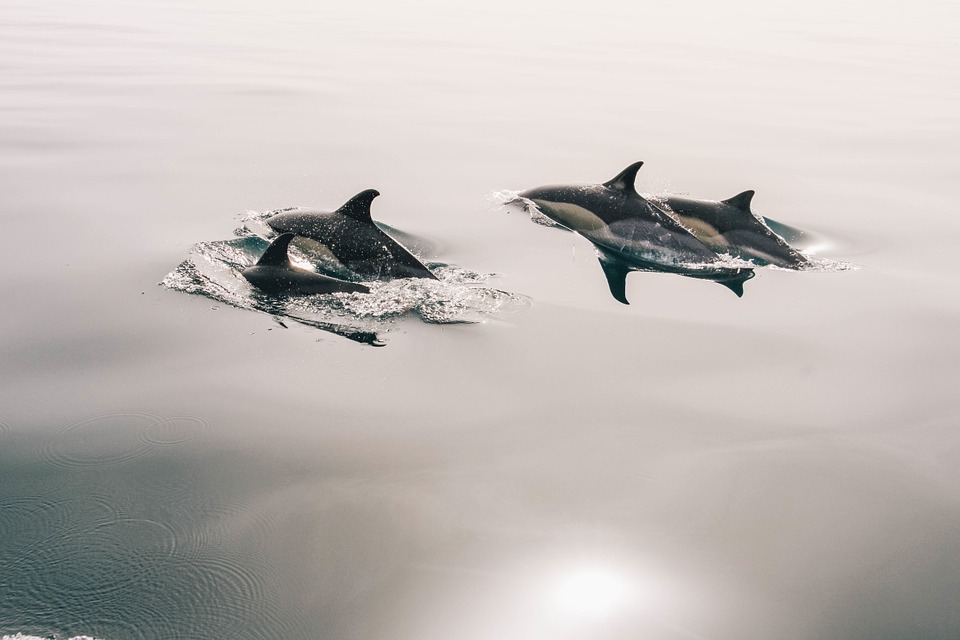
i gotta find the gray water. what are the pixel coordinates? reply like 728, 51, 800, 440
2, 0, 960, 638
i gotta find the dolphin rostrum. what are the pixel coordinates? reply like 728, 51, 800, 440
242, 233, 371, 296
518, 161, 754, 303
266, 190, 437, 280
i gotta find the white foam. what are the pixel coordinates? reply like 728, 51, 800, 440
3, 635, 101, 640
162, 220, 529, 340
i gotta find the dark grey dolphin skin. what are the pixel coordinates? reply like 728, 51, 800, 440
242, 233, 370, 296
654, 191, 808, 268
265, 190, 437, 280
519, 161, 754, 303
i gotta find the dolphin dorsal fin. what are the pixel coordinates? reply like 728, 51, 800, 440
602, 161, 643, 196
256, 233, 295, 267
721, 190, 755, 212
335, 189, 380, 222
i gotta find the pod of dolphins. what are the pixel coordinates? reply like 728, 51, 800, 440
243, 161, 812, 304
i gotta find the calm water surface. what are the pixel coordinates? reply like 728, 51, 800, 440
2, 1, 960, 639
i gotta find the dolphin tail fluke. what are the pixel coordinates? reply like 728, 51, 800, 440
256, 233, 295, 267
715, 269, 755, 297
598, 254, 632, 305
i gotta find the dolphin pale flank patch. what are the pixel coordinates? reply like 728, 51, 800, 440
528, 199, 607, 233
673, 215, 729, 251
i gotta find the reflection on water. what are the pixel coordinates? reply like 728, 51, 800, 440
549, 564, 638, 619
2, 0, 960, 638
0, 417, 289, 640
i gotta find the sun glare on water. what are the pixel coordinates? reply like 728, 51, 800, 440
552, 565, 635, 618
547, 562, 656, 621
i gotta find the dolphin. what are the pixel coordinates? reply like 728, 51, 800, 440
265, 190, 437, 280
518, 161, 754, 303
653, 190, 808, 268
242, 233, 371, 296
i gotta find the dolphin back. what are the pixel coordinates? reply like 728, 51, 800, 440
265, 192, 437, 280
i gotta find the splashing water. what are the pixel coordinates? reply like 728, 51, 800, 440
489, 190, 565, 229
3, 636, 101, 640
162, 210, 528, 345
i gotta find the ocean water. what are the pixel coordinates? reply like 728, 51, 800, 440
2, 1, 959, 639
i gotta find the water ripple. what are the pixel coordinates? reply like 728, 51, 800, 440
3, 634, 104, 640
1, 514, 284, 640
139, 415, 209, 447
38, 411, 165, 470
2, 493, 130, 571
37, 411, 211, 470
0, 495, 73, 544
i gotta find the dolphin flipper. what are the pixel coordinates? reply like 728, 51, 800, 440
597, 252, 632, 305
714, 269, 755, 297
